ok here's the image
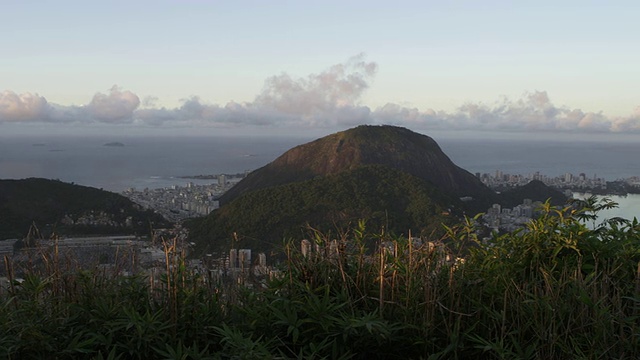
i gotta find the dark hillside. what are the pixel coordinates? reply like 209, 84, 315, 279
498, 180, 568, 208
0, 178, 169, 239
220, 125, 497, 211
190, 126, 569, 254
188, 165, 458, 254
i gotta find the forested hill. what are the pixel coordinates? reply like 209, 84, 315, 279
190, 125, 568, 254
0, 178, 169, 239
498, 180, 568, 208
188, 165, 459, 254
220, 125, 496, 208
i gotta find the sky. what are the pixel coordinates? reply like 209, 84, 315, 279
1, 0, 639, 138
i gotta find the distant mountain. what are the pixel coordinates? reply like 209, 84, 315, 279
104, 142, 125, 147
220, 125, 495, 209
0, 178, 170, 240
498, 180, 567, 208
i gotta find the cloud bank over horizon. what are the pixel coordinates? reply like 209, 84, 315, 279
1, 55, 639, 134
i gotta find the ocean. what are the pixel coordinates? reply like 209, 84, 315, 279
0, 135, 307, 192
2, 132, 640, 220
437, 137, 640, 181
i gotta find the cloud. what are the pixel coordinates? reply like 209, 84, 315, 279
1, 56, 639, 134
141, 95, 159, 108
254, 53, 376, 124
373, 91, 615, 133
610, 107, 640, 132
86, 86, 140, 123
0, 91, 51, 122
452, 91, 614, 132
0, 86, 140, 125
133, 54, 377, 128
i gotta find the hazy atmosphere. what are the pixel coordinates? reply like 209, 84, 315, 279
4, 3, 640, 358
2, 1, 639, 137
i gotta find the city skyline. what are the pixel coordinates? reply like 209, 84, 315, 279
2, 1, 639, 136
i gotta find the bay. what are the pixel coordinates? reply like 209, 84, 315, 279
438, 137, 640, 181
572, 193, 640, 225
2, 133, 640, 202
0, 135, 309, 192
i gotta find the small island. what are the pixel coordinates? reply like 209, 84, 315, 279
103, 142, 125, 147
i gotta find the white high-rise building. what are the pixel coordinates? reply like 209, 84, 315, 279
238, 249, 251, 269
258, 252, 267, 267
229, 249, 238, 268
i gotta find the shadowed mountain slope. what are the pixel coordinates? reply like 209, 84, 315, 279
188, 125, 568, 254
189, 126, 502, 253
188, 165, 458, 254
220, 125, 496, 208
0, 178, 169, 239
499, 180, 568, 208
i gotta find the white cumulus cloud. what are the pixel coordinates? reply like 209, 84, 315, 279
610, 107, 640, 132
86, 86, 140, 123
372, 91, 614, 133
1, 56, 639, 134
254, 53, 377, 124
132, 54, 378, 128
0, 91, 51, 122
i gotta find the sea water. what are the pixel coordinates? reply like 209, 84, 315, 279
0, 135, 307, 191
1, 133, 639, 195
572, 193, 640, 226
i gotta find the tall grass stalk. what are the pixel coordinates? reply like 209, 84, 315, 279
0, 199, 639, 358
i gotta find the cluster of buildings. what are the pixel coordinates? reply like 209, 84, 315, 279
0, 235, 147, 280
0, 229, 201, 294
205, 248, 273, 281
478, 170, 607, 191
482, 199, 542, 232
122, 174, 243, 221
60, 211, 135, 228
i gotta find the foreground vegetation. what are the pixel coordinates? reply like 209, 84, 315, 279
1, 198, 639, 359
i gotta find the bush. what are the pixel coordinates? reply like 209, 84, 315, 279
1, 198, 639, 358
